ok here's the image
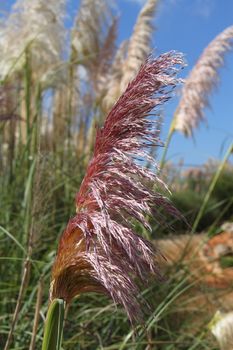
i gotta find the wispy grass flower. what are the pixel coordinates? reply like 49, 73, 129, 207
102, 40, 128, 113
174, 25, 233, 137
120, 0, 159, 91
210, 311, 233, 350
50, 52, 184, 324
102, 0, 159, 113
72, 0, 116, 91
0, 0, 66, 80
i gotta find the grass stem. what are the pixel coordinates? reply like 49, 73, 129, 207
160, 122, 175, 170
42, 298, 65, 350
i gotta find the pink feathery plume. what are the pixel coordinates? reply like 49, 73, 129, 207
51, 52, 184, 323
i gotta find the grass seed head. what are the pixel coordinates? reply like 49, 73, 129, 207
51, 52, 184, 323
174, 25, 233, 137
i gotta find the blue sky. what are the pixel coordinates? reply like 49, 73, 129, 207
118, 0, 233, 167
1, 0, 233, 166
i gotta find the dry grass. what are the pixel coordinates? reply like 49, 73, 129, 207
174, 25, 233, 137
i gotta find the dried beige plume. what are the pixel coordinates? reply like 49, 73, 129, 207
0, 0, 66, 81
101, 41, 128, 113
174, 25, 233, 137
71, 0, 108, 60
71, 0, 117, 154
95, 17, 118, 94
210, 311, 233, 350
120, 0, 159, 92
71, 0, 117, 92
102, 0, 159, 113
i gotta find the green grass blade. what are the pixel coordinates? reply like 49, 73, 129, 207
42, 298, 65, 350
0, 225, 26, 255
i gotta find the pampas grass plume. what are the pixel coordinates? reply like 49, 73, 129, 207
120, 0, 159, 91
174, 25, 233, 136
101, 40, 128, 113
102, 0, 159, 113
51, 52, 184, 323
0, 0, 66, 80
210, 311, 233, 350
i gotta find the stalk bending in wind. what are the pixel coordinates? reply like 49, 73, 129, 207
160, 25, 233, 167
42, 50, 184, 349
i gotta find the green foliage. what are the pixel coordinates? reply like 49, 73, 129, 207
211, 169, 233, 221
1, 147, 228, 348
172, 189, 219, 232
170, 166, 233, 233
42, 299, 65, 350
0, 2, 232, 349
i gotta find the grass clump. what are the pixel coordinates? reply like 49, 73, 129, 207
0, 1, 232, 349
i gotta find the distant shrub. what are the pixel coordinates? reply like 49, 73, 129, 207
168, 165, 233, 233
211, 169, 233, 221
171, 189, 219, 232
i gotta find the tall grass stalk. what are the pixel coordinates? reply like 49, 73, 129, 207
3, 46, 43, 349
24, 49, 31, 150
3, 257, 31, 350
21, 49, 32, 167
29, 277, 44, 350
3, 156, 38, 350
3, 75, 33, 350
31, 83, 42, 155
159, 120, 175, 170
